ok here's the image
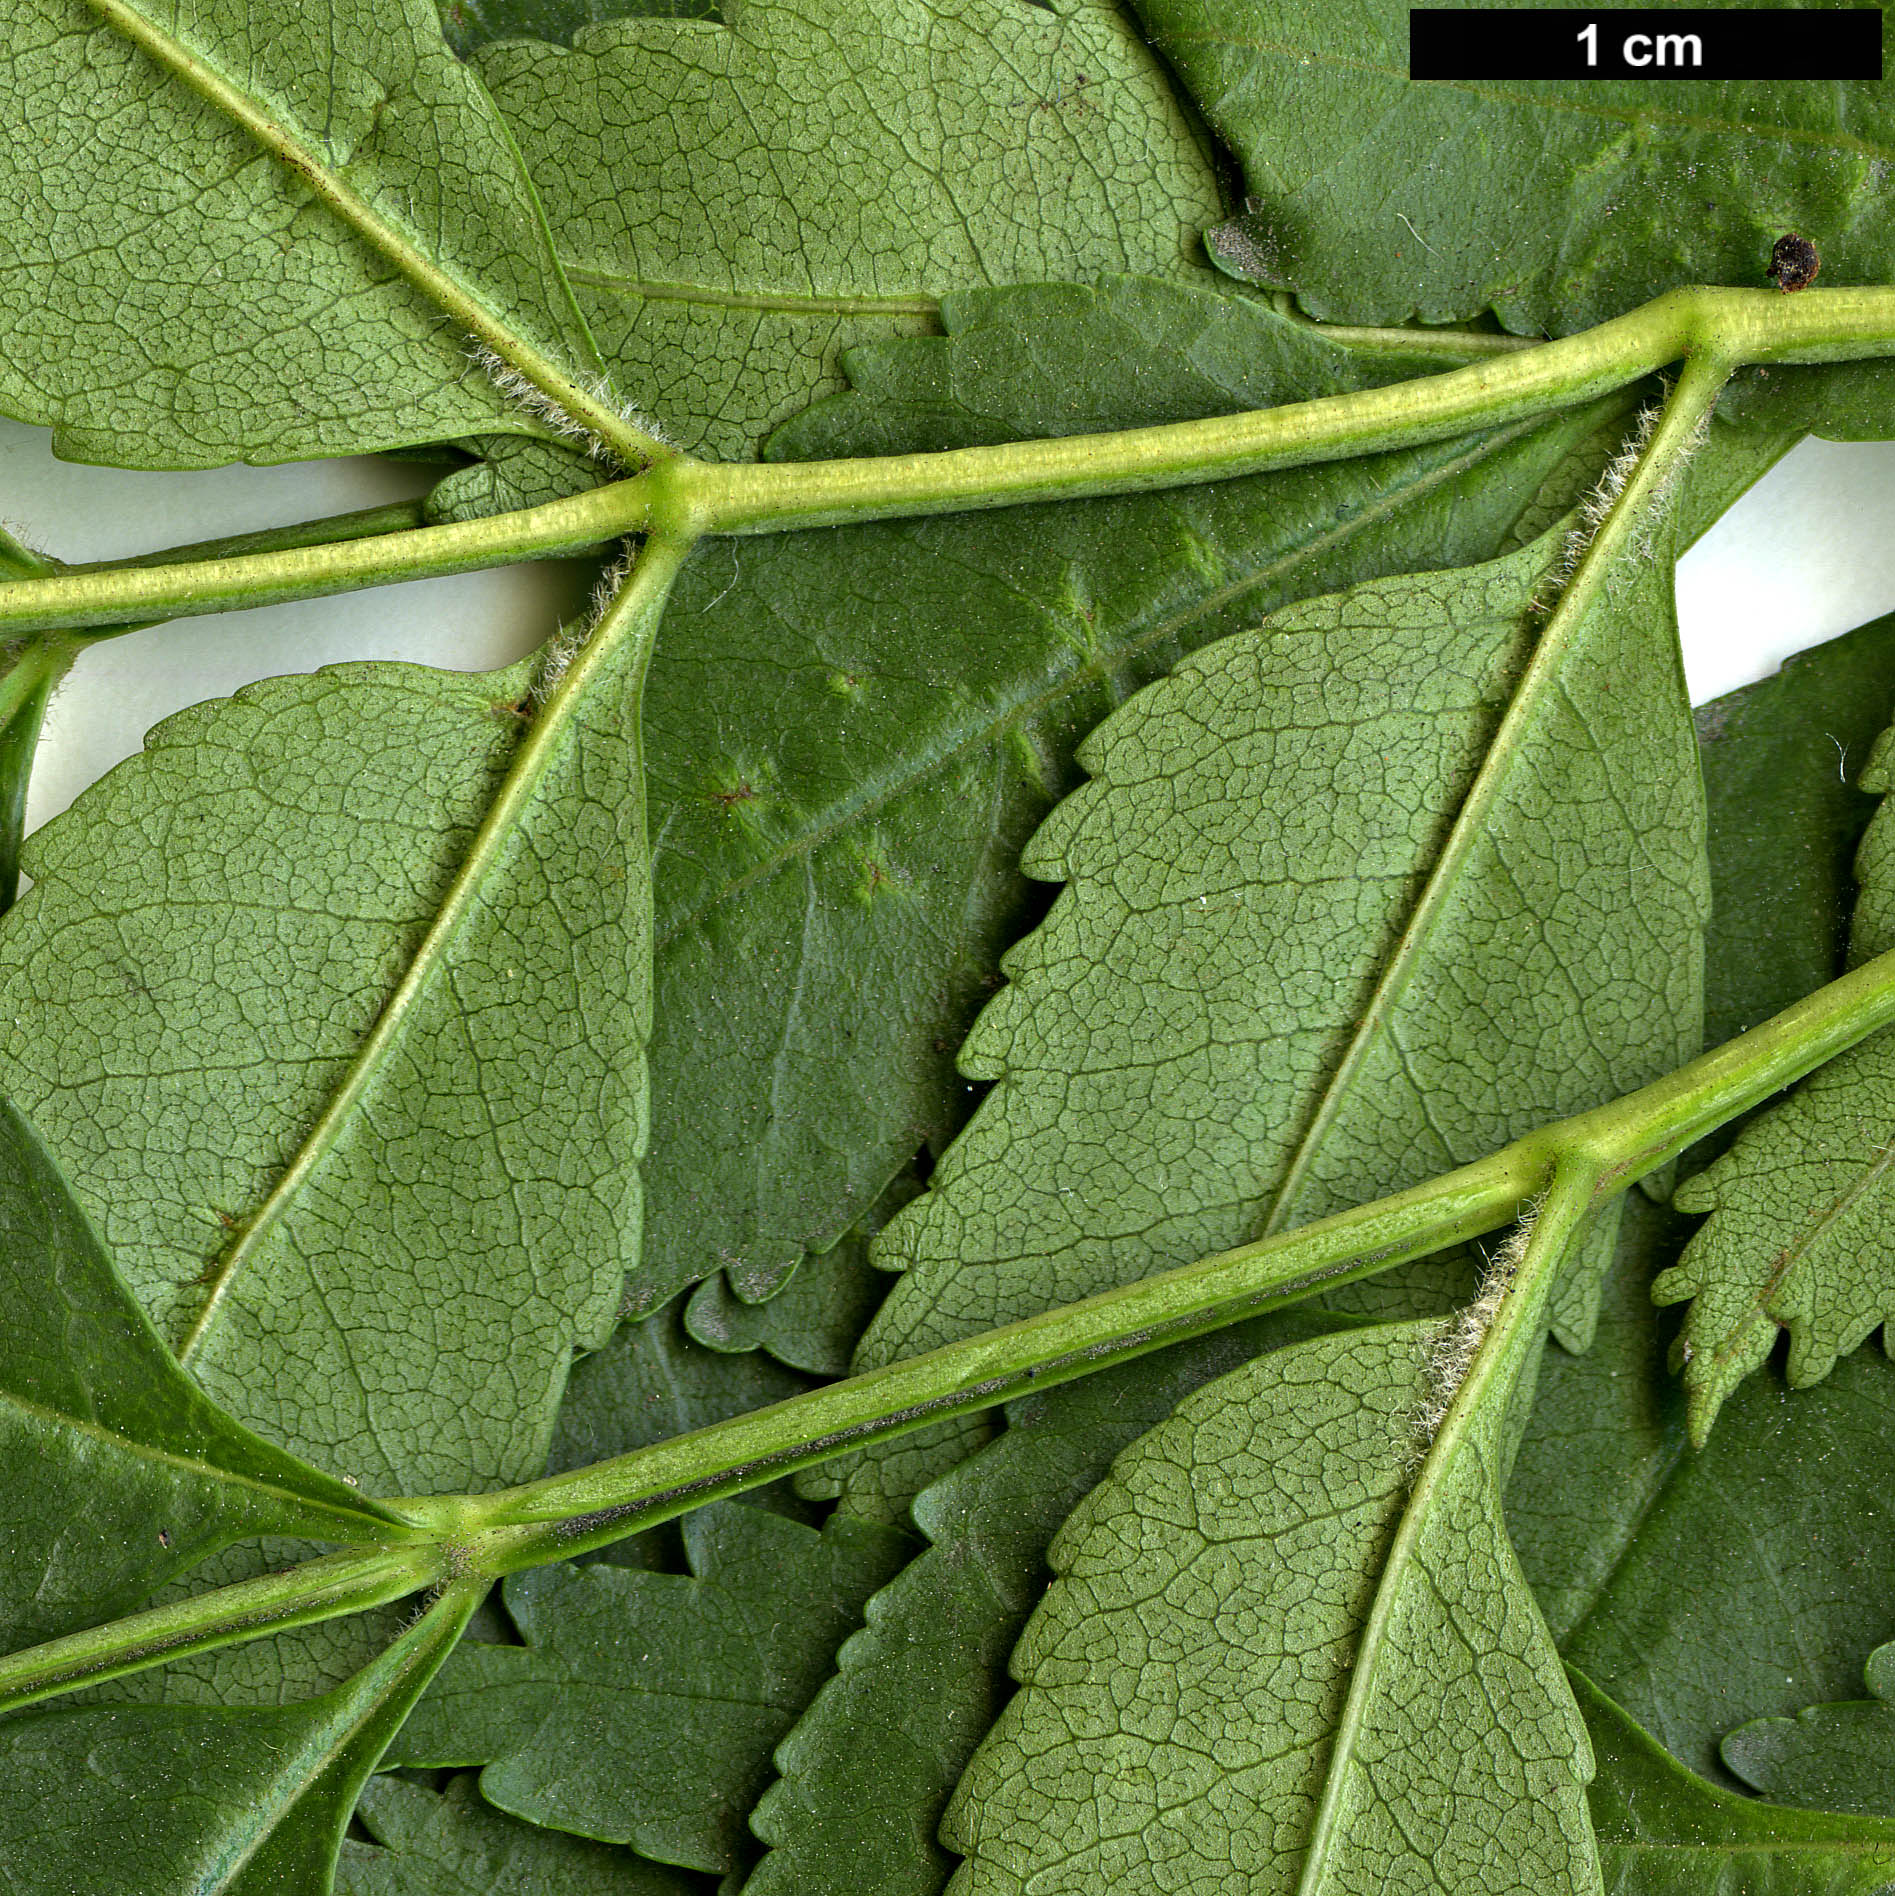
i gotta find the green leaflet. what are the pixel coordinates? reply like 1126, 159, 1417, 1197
1533, 1210, 1895, 1784
1661, 1044, 1895, 1436
0, 559, 668, 1495
1579, 1671, 1895, 1896
1124, 0, 1895, 336
942, 1320, 1595, 1894
1723, 1643, 1895, 1819
0, 1583, 477, 1896
636, 276, 1618, 1314
0, 1092, 394, 1654
383, 1504, 912, 1875
338, 1775, 694, 1896
1695, 608, 1895, 1060
0, 0, 611, 469
841, 490, 1705, 1515
1659, 700, 1895, 1438
743, 1307, 1357, 1896
471, 0, 1224, 461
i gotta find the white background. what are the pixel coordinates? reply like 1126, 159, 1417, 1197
6, 417, 1895, 835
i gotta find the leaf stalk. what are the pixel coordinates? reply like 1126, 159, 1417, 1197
3, 284, 1893, 636
14, 935, 1895, 1711
0, 1543, 444, 1718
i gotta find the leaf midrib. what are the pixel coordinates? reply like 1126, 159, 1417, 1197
1258, 541, 1561, 1237
84, 0, 651, 463
175, 558, 671, 1370
565, 265, 941, 318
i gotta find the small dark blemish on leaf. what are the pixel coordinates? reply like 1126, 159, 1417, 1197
157, 1528, 170, 1548
1769, 233, 1820, 293
709, 782, 759, 811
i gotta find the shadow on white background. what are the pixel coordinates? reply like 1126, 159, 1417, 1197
5, 417, 1895, 834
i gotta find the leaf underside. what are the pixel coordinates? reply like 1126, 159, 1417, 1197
10, 2, 1895, 1890
0, 1093, 387, 1654
0, 648, 653, 1495
338, 1773, 694, 1895
385, 1503, 911, 1873
637, 275, 1624, 1314
745, 1305, 1354, 1896
834, 486, 1706, 1516
943, 1322, 1594, 1895
0, 0, 590, 466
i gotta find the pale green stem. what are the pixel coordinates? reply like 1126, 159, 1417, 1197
0, 483, 651, 637
657, 285, 1880, 535
0, 1544, 443, 1717
12, 935, 1895, 1710
60, 499, 434, 579
1, 283, 1892, 636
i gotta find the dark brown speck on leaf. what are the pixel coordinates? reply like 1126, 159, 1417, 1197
1769, 233, 1820, 293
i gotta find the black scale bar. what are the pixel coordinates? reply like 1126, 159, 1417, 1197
1410, 8, 1882, 79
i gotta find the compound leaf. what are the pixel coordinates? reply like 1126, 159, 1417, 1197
636, 275, 1620, 1315
942, 1321, 1595, 1894
0, 1584, 476, 1896
841, 475, 1707, 1516
0, 607, 661, 1494
384, 1503, 911, 1875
